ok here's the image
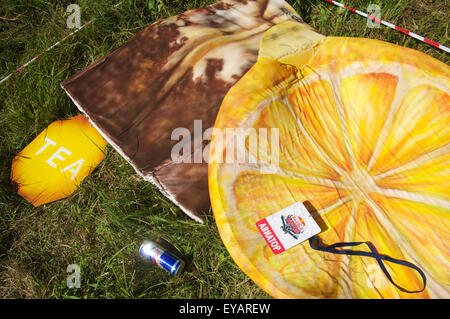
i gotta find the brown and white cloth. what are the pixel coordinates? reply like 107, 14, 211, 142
61, 0, 303, 223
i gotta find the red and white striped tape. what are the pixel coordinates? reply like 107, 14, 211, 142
323, 0, 449, 53
0, 21, 91, 84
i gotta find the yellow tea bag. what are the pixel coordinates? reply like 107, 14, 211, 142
11, 114, 107, 206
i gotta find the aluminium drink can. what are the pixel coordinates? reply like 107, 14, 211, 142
139, 240, 185, 275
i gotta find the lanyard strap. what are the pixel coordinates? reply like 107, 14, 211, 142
309, 235, 427, 294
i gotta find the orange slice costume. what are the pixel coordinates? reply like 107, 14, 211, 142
209, 23, 450, 298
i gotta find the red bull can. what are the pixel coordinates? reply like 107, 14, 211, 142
139, 239, 185, 275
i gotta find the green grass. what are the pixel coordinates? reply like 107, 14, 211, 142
0, 0, 448, 298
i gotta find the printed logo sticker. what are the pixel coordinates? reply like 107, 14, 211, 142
282, 214, 306, 239
256, 202, 321, 255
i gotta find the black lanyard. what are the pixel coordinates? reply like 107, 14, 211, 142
309, 235, 427, 294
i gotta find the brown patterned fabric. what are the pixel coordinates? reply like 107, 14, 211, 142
61, 0, 302, 222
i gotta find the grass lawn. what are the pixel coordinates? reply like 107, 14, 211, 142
0, 0, 448, 298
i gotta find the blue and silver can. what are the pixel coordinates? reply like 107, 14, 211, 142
139, 240, 185, 275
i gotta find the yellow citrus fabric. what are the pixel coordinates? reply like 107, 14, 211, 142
11, 115, 107, 206
209, 32, 450, 298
